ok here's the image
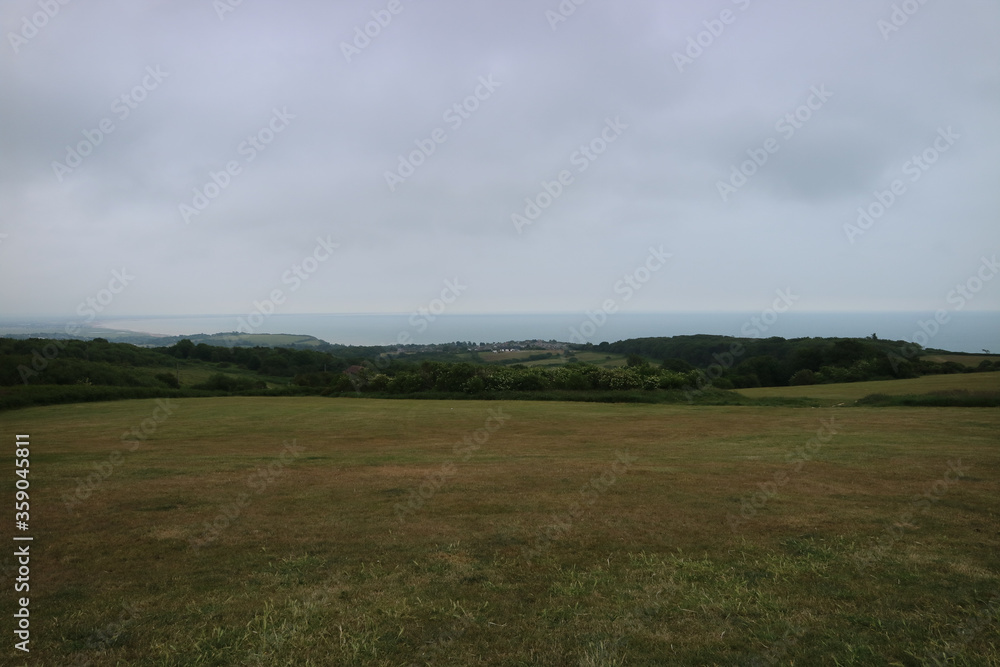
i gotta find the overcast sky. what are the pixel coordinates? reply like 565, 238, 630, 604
1, 0, 998, 319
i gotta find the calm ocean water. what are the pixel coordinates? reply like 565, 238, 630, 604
6, 311, 993, 354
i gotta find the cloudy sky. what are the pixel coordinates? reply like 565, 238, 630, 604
1, 0, 998, 320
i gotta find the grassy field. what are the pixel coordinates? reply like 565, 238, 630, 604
189, 333, 328, 348
2, 396, 998, 665
171, 361, 286, 389
737, 370, 1000, 403
479, 350, 628, 368
922, 354, 1000, 368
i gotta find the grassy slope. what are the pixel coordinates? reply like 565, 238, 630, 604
737, 370, 1000, 402
480, 350, 629, 368
1, 398, 998, 665
922, 354, 1000, 368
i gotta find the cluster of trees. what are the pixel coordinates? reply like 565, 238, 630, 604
2, 335, 996, 400
160, 339, 353, 377
0, 337, 365, 386
584, 335, 997, 388
301, 359, 698, 395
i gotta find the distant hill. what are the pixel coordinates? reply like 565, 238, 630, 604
2, 333, 998, 410
2, 329, 336, 350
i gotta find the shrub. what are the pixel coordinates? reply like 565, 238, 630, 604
192, 373, 266, 392
789, 369, 817, 386
155, 372, 181, 389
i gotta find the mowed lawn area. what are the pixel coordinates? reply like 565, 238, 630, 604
737, 370, 1000, 403
2, 397, 998, 665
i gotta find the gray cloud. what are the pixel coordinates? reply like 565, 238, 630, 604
1, 0, 998, 318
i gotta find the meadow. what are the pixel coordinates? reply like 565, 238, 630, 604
737, 370, 1000, 403
1, 393, 998, 665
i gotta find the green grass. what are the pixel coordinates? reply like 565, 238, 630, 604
922, 354, 1000, 368
568, 351, 629, 367
737, 370, 1000, 403
479, 350, 629, 368
1, 398, 997, 665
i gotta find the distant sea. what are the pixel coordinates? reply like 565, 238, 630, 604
2, 312, 996, 354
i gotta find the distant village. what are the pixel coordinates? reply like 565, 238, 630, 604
391, 339, 569, 355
